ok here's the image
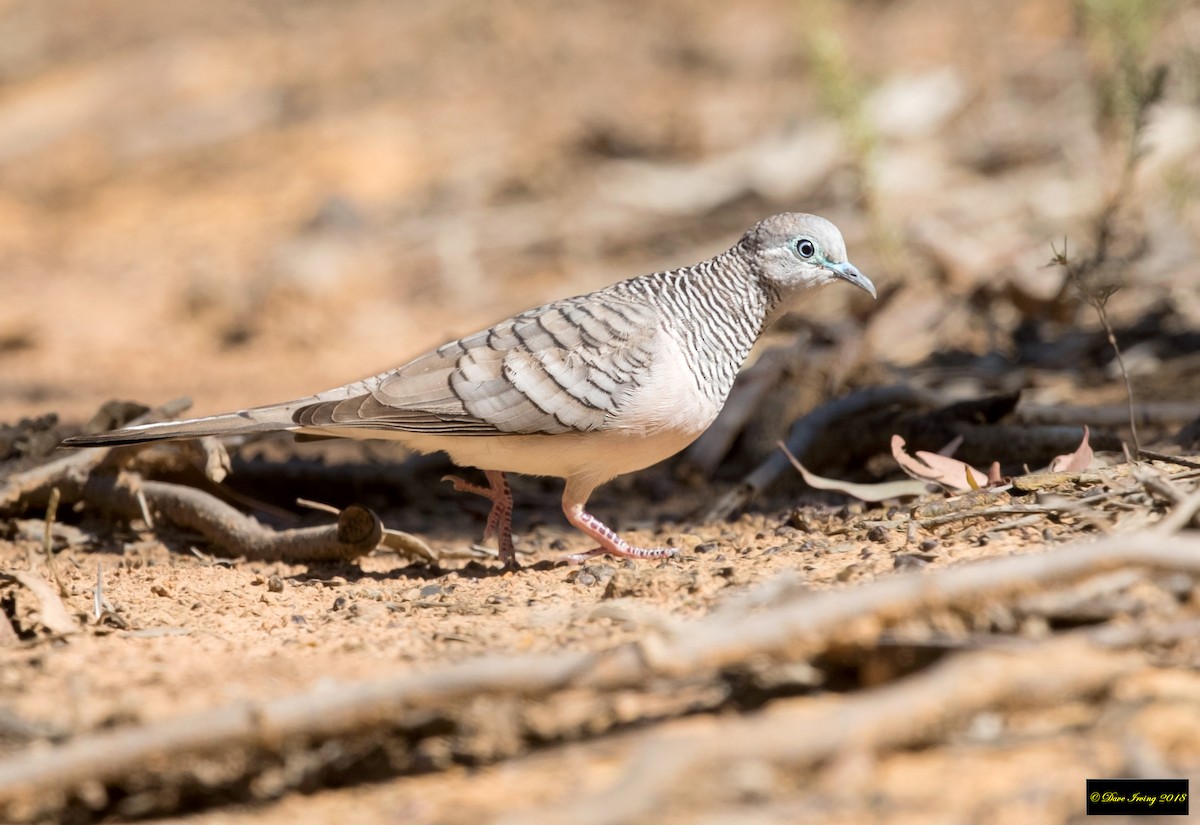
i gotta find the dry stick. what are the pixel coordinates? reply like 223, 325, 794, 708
0, 398, 193, 516
1154, 490, 1200, 534
1132, 465, 1189, 505
39, 488, 67, 597
3, 532, 1200, 813
604, 533, 1200, 686
82, 475, 382, 563
513, 638, 1137, 825
914, 503, 1067, 529
1054, 238, 1141, 456
1020, 403, 1200, 428
1138, 449, 1200, 471
0, 650, 596, 814
706, 385, 928, 520
1092, 284, 1141, 454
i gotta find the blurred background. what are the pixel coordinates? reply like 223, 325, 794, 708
0, 0, 1198, 448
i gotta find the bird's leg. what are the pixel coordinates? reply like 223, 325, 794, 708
442, 470, 517, 567
560, 480, 677, 563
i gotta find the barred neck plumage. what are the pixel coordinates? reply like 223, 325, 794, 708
612, 246, 781, 404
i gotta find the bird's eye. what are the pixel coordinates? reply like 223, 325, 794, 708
794, 238, 816, 259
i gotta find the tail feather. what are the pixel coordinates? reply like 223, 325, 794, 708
61, 407, 298, 448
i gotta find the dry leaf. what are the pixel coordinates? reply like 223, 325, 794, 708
987, 461, 1004, 486
780, 442, 929, 502
891, 435, 990, 492
1, 570, 79, 636
1049, 425, 1093, 472
380, 528, 438, 562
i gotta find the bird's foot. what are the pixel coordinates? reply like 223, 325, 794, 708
561, 505, 678, 563
443, 470, 518, 568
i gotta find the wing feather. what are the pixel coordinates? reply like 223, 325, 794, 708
292, 292, 662, 436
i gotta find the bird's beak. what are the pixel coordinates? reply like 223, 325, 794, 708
827, 260, 876, 299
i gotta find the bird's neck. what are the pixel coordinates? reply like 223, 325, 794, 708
632, 247, 782, 405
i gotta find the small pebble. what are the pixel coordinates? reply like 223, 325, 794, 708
331, 596, 348, 611
267, 575, 284, 593
419, 584, 444, 598
867, 525, 888, 543
836, 564, 861, 582
919, 538, 939, 552
787, 511, 812, 532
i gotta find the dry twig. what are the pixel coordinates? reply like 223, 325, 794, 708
81, 475, 382, 563
0, 398, 193, 516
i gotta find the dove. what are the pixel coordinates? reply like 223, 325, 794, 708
62, 213, 875, 566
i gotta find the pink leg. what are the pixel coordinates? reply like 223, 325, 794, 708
561, 496, 677, 564
443, 470, 517, 568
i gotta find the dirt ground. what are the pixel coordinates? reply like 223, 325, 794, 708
3, 1, 1200, 823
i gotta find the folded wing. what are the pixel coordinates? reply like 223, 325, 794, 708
293, 292, 662, 437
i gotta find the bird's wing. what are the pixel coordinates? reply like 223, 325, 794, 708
292, 292, 663, 436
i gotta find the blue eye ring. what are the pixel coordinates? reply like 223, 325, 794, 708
794, 238, 817, 259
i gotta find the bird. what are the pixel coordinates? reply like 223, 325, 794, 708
62, 213, 875, 567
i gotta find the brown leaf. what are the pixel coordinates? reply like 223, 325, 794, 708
1049, 426, 1094, 473
780, 442, 929, 502
891, 435, 990, 492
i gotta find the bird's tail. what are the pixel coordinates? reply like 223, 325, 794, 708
60, 405, 300, 448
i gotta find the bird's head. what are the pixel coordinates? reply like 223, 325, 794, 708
743, 213, 876, 299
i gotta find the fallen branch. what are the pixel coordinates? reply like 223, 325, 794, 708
2, 531, 1199, 821
1138, 449, 1200, 471
81, 475, 382, 563
914, 503, 1064, 529
1019, 402, 1200, 427
513, 637, 1137, 825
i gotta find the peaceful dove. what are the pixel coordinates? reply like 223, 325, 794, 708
62, 213, 875, 566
